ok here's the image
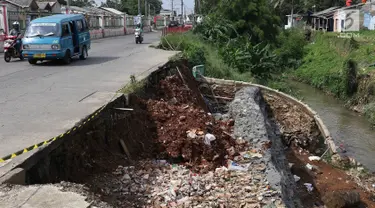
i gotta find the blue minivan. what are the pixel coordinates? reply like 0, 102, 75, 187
22, 14, 91, 65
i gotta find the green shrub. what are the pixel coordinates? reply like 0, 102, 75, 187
364, 102, 375, 124
274, 28, 307, 69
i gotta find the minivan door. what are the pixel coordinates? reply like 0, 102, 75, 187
61, 22, 74, 56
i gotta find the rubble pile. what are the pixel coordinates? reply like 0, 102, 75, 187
108, 149, 286, 208
263, 93, 321, 152
144, 75, 247, 171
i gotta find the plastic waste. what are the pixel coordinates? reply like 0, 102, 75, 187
304, 183, 314, 192
204, 133, 216, 146
308, 156, 321, 161
306, 163, 313, 170
228, 161, 248, 171
154, 160, 168, 166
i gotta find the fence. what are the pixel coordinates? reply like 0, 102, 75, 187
0, 34, 4, 51
7, 11, 61, 32
161, 26, 192, 36
1, 10, 155, 52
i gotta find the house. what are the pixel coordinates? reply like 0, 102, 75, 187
284, 14, 303, 29
36, 2, 51, 12
4, 0, 39, 12
4, 0, 39, 30
99, 7, 125, 27
43, 0, 63, 14
333, 3, 365, 32
311, 6, 340, 31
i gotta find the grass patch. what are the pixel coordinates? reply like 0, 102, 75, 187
118, 75, 146, 94
159, 33, 255, 82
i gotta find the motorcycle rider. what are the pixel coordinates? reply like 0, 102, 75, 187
136, 23, 143, 36
9, 22, 21, 54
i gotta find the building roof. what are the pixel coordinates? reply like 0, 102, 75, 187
100, 7, 124, 15
313, 6, 340, 17
5, 0, 35, 8
37, 2, 51, 10
61, 5, 89, 14
61, 6, 119, 16
31, 14, 84, 23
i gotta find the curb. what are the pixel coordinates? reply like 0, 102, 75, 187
204, 77, 360, 165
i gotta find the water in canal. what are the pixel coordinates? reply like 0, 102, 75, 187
289, 81, 375, 171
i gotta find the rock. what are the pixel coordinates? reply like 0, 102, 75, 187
228, 119, 235, 126
122, 174, 131, 181
187, 131, 197, 139
322, 191, 361, 208
331, 154, 342, 167
179, 115, 186, 121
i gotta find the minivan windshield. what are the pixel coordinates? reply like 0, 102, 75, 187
25, 23, 61, 37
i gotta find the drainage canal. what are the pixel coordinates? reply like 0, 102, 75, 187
289, 81, 375, 171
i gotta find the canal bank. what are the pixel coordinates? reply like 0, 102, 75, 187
289, 81, 375, 172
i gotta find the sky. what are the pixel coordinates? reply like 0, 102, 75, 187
162, 0, 195, 14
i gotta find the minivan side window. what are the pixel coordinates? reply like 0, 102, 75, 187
76, 20, 83, 32
62, 23, 70, 36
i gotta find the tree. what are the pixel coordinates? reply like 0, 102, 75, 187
215, 0, 280, 44
70, 0, 95, 7
120, 0, 162, 15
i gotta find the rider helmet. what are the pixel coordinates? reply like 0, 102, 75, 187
12, 21, 20, 30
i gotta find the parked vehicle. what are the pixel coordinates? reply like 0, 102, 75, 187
4, 34, 24, 62
135, 28, 143, 44
22, 14, 91, 65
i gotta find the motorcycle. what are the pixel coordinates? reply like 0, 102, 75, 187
4, 34, 24, 62
135, 28, 143, 44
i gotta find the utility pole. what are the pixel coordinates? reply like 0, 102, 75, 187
138, 0, 141, 15
291, 0, 294, 28
181, 0, 183, 23
145, 0, 147, 17
66, 0, 70, 14
171, 0, 174, 20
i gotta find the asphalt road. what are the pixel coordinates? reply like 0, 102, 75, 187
0, 32, 176, 159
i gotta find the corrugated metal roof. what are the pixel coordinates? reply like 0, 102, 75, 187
313, 6, 340, 16
100, 7, 124, 15
6, 0, 34, 7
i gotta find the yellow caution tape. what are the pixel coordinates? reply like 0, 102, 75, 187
0, 106, 105, 163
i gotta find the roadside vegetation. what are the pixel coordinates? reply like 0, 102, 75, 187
159, 13, 307, 97
293, 32, 375, 124
159, 0, 375, 125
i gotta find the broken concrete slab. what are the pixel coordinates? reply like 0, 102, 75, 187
0, 184, 90, 208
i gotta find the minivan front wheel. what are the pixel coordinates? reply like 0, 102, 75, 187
79, 46, 88, 60
28, 59, 37, 65
63, 50, 71, 65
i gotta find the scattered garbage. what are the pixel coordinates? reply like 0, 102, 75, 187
304, 183, 314, 193
204, 133, 216, 146
227, 160, 249, 171
104, 158, 284, 207
306, 163, 313, 170
308, 156, 321, 161
294, 175, 301, 182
